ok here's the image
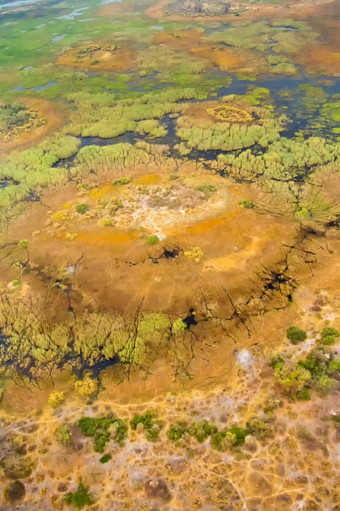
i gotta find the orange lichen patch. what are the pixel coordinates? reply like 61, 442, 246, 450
207, 105, 253, 123
153, 30, 261, 73
97, 0, 136, 16
301, 46, 340, 76
57, 43, 134, 72
153, 30, 204, 49
0, 98, 65, 155
133, 174, 162, 185
1, 168, 296, 316
185, 216, 227, 235
89, 183, 115, 199
191, 45, 243, 71
75, 230, 140, 245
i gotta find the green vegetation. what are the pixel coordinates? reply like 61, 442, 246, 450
99, 453, 112, 464
130, 412, 163, 441
167, 422, 189, 442
56, 425, 72, 446
246, 417, 273, 438
239, 199, 254, 209
211, 427, 248, 452
177, 102, 284, 153
196, 184, 217, 199
113, 177, 132, 186
167, 420, 244, 450
275, 348, 340, 398
146, 235, 160, 245
286, 326, 307, 345
320, 327, 339, 346
76, 203, 90, 214
3, 480, 26, 503
189, 420, 218, 443
64, 482, 94, 509
77, 416, 128, 452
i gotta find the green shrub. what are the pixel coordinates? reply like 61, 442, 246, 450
64, 482, 94, 509
146, 235, 159, 246
271, 354, 284, 370
18, 240, 28, 250
246, 418, 273, 438
130, 412, 162, 441
320, 327, 339, 346
211, 427, 248, 452
328, 359, 340, 375
167, 422, 189, 442
196, 184, 217, 199
315, 375, 337, 395
113, 177, 131, 186
298, 351, 327, 380
275, 366, 311, 397
297, 388, 311, 401
56, 425, 72, 446
189, 420, 218, 443
76, 203, 89, 214
286, 326, 307, 345
239, 199, 254, 209
77, 416, 127, 452
228, 427, 248, 446
99, 454, 112, 464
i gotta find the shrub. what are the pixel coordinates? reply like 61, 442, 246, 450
189, 420, 218, 443
56, 425, 72, 446
99, 453, 112, 464
246, 418, 273, 438
298, 351, 327, 380
75, 377, 99, 398
130, 412, 162, 441
286, 326, 307, 345
271, 354, 285, 370
76, 203, 89, 214
113, 177, 131, 186
320, 327, 339, 346
3, 480, 26, 502
184, 246, 203, 263
18, 240, 28, 250
101, 218, 112, 227
197, 184, 217, 199
297, 388, 311, 401
64, 482, 94, 509
48, 391, 65, 408
328, 359, 340, 375
77, 416, 127, 452
239, 199, 254, 209
315, 375, 337, 395
146, 235, 159, 246
211, 431, 235, 451
275, 366, 311, 397
211, 427, 248, 452
167, 422, 189, 442
228, 427, 249, 446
